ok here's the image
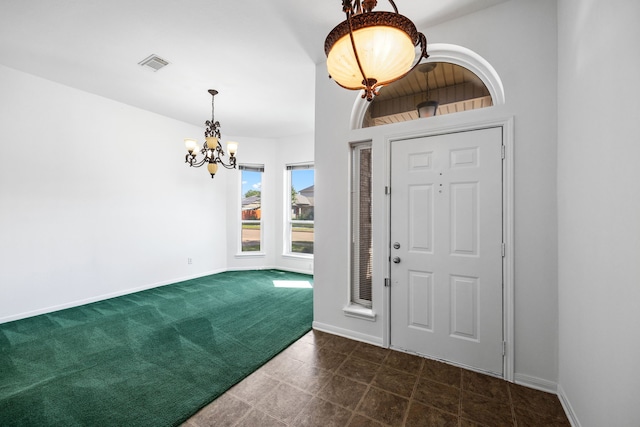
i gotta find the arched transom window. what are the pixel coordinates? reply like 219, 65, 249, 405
362, 61, 493, 128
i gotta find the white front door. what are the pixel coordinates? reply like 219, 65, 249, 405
390, 127, 504, 375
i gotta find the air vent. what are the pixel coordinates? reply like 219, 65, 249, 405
138, 54, 169, 71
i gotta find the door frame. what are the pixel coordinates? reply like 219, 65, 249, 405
382, 117, 515, 381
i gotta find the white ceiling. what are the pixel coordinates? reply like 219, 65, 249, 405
0, 0, 507, 138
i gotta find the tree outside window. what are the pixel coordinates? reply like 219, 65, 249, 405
241, 166, 263, 252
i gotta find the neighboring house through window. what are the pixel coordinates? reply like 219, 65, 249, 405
240, 164, 264, 253
286, 164, 314, 256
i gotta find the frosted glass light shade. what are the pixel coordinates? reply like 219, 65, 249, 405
417, 100, 439, 118
205, 136, 219, 149
227, 142, 238, 155
184, 138, 197, 153
207, 162, 219, 176
327, 25, 415, 89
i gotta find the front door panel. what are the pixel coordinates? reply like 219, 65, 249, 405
390, 127, 503, 375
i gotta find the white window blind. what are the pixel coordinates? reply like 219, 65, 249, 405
351, 143, 372, 307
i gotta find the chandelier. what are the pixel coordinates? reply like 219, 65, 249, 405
324, 0, 429, 101
184, 89, 238, 178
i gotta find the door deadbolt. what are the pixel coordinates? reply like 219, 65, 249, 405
393, 242, 401, 249
393, 257, 401, 264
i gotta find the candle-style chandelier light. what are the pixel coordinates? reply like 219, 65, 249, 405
184, 89, 238, 179
324, 0, 429, 101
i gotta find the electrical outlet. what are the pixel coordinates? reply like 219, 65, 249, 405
187, 258, 192, 265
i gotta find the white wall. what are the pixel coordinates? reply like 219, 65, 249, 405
0, 64, 315, 322
224, 132, 315, 275
0, 64, 228, 322
314, 0, 560, 387
557, 0, 640, 425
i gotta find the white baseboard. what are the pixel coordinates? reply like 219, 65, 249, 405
0, 268, 226, 324
267, 265, 314, 276
511, 375, 579, 426
312, 321, 383, 347
277, 267, 314, 275
513, 373, 558, 394
1, 267, 314, 324
226, 266, 314, 276
557, 383, 581, 427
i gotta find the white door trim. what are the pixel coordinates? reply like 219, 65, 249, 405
383, 116, 515, 381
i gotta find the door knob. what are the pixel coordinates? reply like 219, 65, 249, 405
393, 257, 401, 264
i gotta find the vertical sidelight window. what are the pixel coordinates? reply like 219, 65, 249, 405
240, 164, 264, 252
286, 164, 314, 255
351, 143, 372, 307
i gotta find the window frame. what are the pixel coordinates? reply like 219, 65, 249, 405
285, 163, 314, 258
350, 142, 373, 308
239, 164, 265, 256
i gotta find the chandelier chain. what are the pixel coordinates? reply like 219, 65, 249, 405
204, 95, 221, 140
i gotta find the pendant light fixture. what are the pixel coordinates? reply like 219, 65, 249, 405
184, 89, 238, 179
324, 0, 429, 101
416, 63, 439, 118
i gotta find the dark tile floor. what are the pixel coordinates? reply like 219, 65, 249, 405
184, 330, 570, 427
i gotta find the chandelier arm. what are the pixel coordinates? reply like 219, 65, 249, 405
403, 32, 430, 78
207, 149, 235, 169
345, 10, 376, 100
417, 32, 428, 60
219, 161, 237, 170
188, 157, 209, 168
386, 0, 398, 13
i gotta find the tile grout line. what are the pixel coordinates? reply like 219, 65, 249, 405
507, 382, 517, 427
337, 340, 371, 426
458, 366, 463, 426
401, 356, 426, 427
230, 333, 326, 426
294, 335, 373, 426
285, 335, 346, 426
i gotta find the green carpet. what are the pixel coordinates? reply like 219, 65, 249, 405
0, 269, 313, 426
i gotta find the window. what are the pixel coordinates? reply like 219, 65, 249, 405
286, 164, 314, 255
351, 143, 372, 307
362, 61, 493, 128
240, 165, 264, 253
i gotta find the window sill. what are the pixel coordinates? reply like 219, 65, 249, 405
343, 304, 376, 322
282, 253, 314, 260
235, 252, 266, 258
